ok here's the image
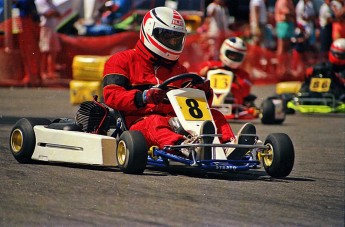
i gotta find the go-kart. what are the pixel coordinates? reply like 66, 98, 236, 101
276, 77, 345, 114
206, 69, 286, 124
9, 73, 295, 178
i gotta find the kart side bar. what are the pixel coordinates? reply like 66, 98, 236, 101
166, 143, 269, 150
148, 148, 261, 172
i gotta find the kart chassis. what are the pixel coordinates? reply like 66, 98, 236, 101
9, 74, 294, 178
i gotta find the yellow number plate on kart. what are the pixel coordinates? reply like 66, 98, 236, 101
309, 78, 331, 92
209, 74, 233, 91
176, 96, 212, 121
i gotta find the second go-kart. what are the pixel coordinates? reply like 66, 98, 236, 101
276, 74, 345, 114
206, 69, 286, 124
9, 73, 295, 178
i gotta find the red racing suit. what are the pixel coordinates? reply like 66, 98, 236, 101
103, 41, 235, 150
198, 60, 252, 105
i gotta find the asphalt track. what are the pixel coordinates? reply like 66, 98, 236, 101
0, 85, 344, 226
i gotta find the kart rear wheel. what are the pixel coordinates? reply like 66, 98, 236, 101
116, 130, 148, 174
261, 133, 294, 178
260, 98, 285, 124
9, 118, 51, 163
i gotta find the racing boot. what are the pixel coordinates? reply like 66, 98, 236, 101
198, 120, 215, 159
180, 120, 215, 159
225, 123, 256, 160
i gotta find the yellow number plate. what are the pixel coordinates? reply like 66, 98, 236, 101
309, 78, 331, 92
176, 96, 212, 121
209, 74, 233, 91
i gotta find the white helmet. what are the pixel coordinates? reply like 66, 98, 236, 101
219, 37, 247, 69
140, 7, 187, 61
329, 38, 345, 65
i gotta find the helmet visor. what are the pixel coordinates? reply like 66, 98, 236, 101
225, 49, 244, 62
153, 27, 185, 51
331, 49, 345, 60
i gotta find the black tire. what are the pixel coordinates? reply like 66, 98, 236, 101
9, 118, 51, 163
260, 99, 275, 124
260, 99, 285, 124
280, 94, 295, 114
116, 130, 148, 174
262, 133, 295, 178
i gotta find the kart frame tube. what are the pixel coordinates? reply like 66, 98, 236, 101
148, 148, 261, 172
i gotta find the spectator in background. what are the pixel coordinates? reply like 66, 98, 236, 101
35, 0, 61, 80
319, 0, 336, 62
0, 0, 4, 24
100, 0, 132, 26
74, 1, 117, 36
205, 0, 230, 60
331, 0, 345, 40
74, 0, 132, 36
295, 0, 317, 51
274, 0, 296, 55
249, 0, 268, 47
14, 0, 41, 86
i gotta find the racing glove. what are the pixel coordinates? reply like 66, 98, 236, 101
143, 87, 166, 105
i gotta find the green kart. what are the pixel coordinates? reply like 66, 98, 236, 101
276, 79, 345, 114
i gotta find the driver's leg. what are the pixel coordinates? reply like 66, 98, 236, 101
226, 123, 256, 160
210, 109, 235, 143
211, 109, 257, 159
130, 115, 185, 151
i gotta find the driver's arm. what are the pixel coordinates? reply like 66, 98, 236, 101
103, 73, 146, 111
102, 53, 146, 111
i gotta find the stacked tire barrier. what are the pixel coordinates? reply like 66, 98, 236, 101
69, 55, 110, 105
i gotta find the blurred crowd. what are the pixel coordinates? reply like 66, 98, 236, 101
0, 0, 344, 85
226, 0, 344, 62
201, 0, 345, 83
188, 0, 345, 62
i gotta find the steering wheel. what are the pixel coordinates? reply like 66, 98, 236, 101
154, 73, 205, 104
157, 73, 204, 90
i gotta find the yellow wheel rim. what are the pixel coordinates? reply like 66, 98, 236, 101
263, 144, 274, 167
117, 141, 127, 165
11, 129, 23, 153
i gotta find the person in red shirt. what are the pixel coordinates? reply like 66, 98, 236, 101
102, 7, 255, 159
199, 37, 255, 107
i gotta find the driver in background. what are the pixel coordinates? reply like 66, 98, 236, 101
300, 38, 345, 101
198, 37, 256, 107
102, 7, 255, 159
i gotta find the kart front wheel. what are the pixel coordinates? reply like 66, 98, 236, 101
9, 118, 51, 163
116, 130, 148, 174
261, 133, 294, 178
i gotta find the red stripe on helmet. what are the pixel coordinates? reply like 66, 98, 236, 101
173, 10, 183, 20
332, 45, 345, 52
225, 42, 246, 52
143, 10, 152, 24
